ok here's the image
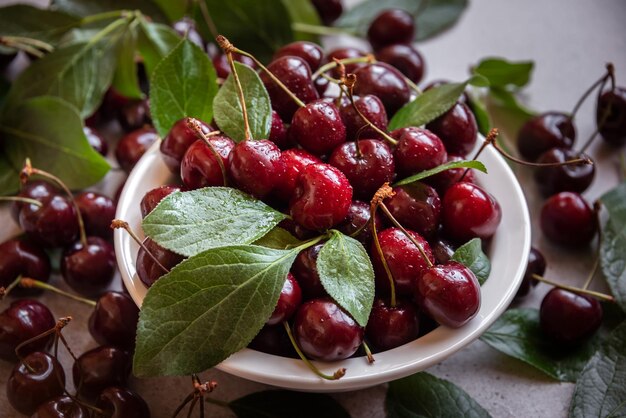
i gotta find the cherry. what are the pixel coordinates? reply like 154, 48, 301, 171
7, 351, 66, 415
73, 346, 131, 399
228, 139, 284, 198
273, 148, 321, 202
385, 183, 441, 238
339, 94, 388, 141
136, 238, 183, 288
540, 192, 596, 247
367, 9, 415, 50
75, 191, 116, 240
33, 396, 90, 418
267, 273, 303, 325
353, 63, 411, 116
314, 75, 330, 96
441, 182, 502, 243
172, 17, 204, 50
115, 127, 158, 172
269, 109, 290, 149
370, 227, 434, 296
517, 112, 575, 161
291, 243, 327, 299
88, 291, 139, 351
426, 102, 478, 156
336, 200, 383, 246
596, 87, 626, 146
140, 185, 180, 218
515, 247, 546, 299
274, 41, 324, 72
160, 118, 213, 172
392, 127, 448, 177
0, 299, 55, 361
96, 387, 151, 418
19, 195, 79, 248
290, 99, 347, 156
83, 126, 108, 156
289, 163, 353, 231
0, 239, 51, 291
117, 99, 151, 132
427, 154, 476, 193
540, 288, 603, 345
180, 136, 235, 190
375, 44, 425, 83
416, 261, 481, 328
326, 47, 368, 77
61, 236, 116, 297
212, 52, 257, 79
293, 297, 364, 361
249, 324, 297, 357
430, 238, 456, 265
534, 148, 595, 196
366, 298, 419, 351
260, 56, 319, 121
10, 180, 60, 222
101, 88, 131, 121
311, 0, 343, 25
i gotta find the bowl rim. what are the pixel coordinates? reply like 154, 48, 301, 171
114, 139, 531, 392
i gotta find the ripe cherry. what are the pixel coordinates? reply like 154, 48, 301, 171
385, 183, 441, 238
33, 396, 90, 418
75, 192, 116, 240
291, 243, 327, 299
366, 298, 419, 350
392, 127, 447, 177
180, 136, 235, 190
212, 53, 256, 79
0, 299, 55, 362
353, 63, 411, 116
88, 291, 139, 351
311, 0, 343, 25
19, 195, 79, 248
115, 127, 159, 172
427, 154, 476, 193
540, 192, 596, 247
336, 200, 383, 246
249, 324, 297, 358
161, 118, 213, 172
375, 44, 425, 83
0, 239, 51, 291
426, 102, 478, 156
515, 247, 546, 299
10, 180, 60, 222
61, 236, 116, 297
430, 238, 456, 265
540, 288, 603, 345
367, 9, 415, 50
534, 148, 595, 196
96, 387, 151, 418
83, 126, 108, 156
267, 273, 302, 325
140, 185, 180, 218
517, 112, 575, 161
172, 17, 204, 50
117, 99, 151, 132
290, 99, 347, 156
136, 238, 184, 288
274, 41, 324, 72
73, 346, 131, 399
274, 148, 321, 202
269, 110, 290, 149
596, 87, 626, 146
228, 139, 284, 198
339, 94, 388, 141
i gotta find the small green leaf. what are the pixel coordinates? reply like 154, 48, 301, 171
569, 321, 626, 418
0, 5, 79, 46
600, 182, 626, 311
253, 227, 304, 250
467, 93, 492, 136
0, 152, 19, 196
133, 245, 299, 376
213, 62, 272, 142
51, 0, 168, 22
136, 18, 181, 77
317, 230, 375, 327
487, 87, 536, 119
386, 372, 492, 418
282, 0, 322, 43
415, 0, 469, 41
473, 58, 534, 89
451, 238, 491, 285
229, 390, 351, 418
149, 38, 218, 137
142, 187, 287, 257
394, 160, 487, 187
111, 25, 144, 99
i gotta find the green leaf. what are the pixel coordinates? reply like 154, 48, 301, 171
253, 227, 304, 250
282, 0, 321, 43
0, 153, 20, 196
569, 321, 626, 418
213, 62, 271, 142
467, 93, 492, 136
473, 58, 534, 89
230, 390, 350, 418
149, 38, 217, 137
0, 5, 79, 45
133, 244, 299, 376
394, 160, 487, 187
51, 0, 168, 22
0, 96, 110, 192
386, 372, 492, 418
480, 307, 625, 382
136, 18, 181, 77
317, 230, 375, 327
111, 25, 144, 99
142, 187, 287, 257
451, 238, 491, 285
150, 0, 186, 22
600, 182, 626, 311
487, 87, 536, 119
415, 0, 469, 41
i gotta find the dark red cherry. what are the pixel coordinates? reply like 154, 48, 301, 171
339, 94, 388, 141
274, 148, 321, 202
140, 185, 180, 218
101, 88, 131, 120
96, 387, 151, 418
416, 261, 481, 328
290, 99, 347, 156
597, 87, 626, 146
426, 102, 478, 156
10, 180, 60, 222
427, 153, 476, 193
161, 117, 213, 172
7, 351, 66, 415
336, 200, 383, 246
136, 238, 184, 288
291, 243, 327, 299
367, 9, 415, 50
430, 238, 456, 265
212, 52, 257, 79
314, 75, 329, 96
366, 298, 419, 350
274, 41, 324, 71
0, 299, 55, 362
88, 291, 139, 350
75, 191, 116, 240
385, 183, 441, 238
249, 324, 297, 357
293, 298, 364, 361
442, 182, 501, 243
289, 163, 353, 231
83, 126, 108, 156
172, 17, 204, 50
117, 99, 151, 132
115, 127, 158, 172
267, 273, 302, 325
375, 44, 424, 83
517, 112, 575, 161
534, 148, 595, 196
269, 109, 290, 149
370, 227, 434, 296
180, 136, 234, 190
19, 195, 79, 248
311, 0, 343, 25
353, 63, 411, 116
540, 288, 603, 346
326, 47, 368, 77
392, 127, 447, 177
61, 237, 116, 297
261, 56, 319, 121
73, 346, 131, 399
228, 139, 284, 198
540, 192, 596, 247
33, 396, 90, 418
515, 247, 546, 299
0, 239, 51, 291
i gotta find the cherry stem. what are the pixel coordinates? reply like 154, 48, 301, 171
282, 321, 345, 380
0, 275, 22, 299
172, 394, 194, 418
19, 278, 97, 307
362, 341, 375, 364
15, 317, 72, 362
186, 118, 228, 186
531, 274, 614, 302
21, 159, 87, 246
217, 35, 306, 108
312, 56, 375, 80
370, 184, 397, 307
218, 43, 253, 141
459, 128, 497, 182
0, 196, 42, 207
570, 63, 615, 120
487, 135, 593, 168
579, 76, 611, 153
111, 219, 171, 274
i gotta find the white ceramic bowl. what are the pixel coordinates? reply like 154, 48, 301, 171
115, 139, 531, 392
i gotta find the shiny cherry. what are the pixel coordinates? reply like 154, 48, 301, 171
326, 47, 368, 77
367, 9, 415, 50
0, 239, 51, 290
140, 185, 180, 218
136, 238, 184, 288
83, 126, 108, 156
61, 237, 116, 297
88, 291, 139, 351
161, 117, 212, 172
366, 298, 419, 350
228, 139, 284, 198
73, 346, 131, 399
249, 324, 297, 357
96, 387, 151, 418
540, 288, 603, 345
33, 395, 90, 418
597, 87, 626, 145
517, 112, 575, 161
269, 109, 290, 149
212, 52, 256, 79
291, 243, 327, 299
385, 183, 441, 238
375, 44, 424, 83
101, 88, 131, 120
336, 200, 383, 246
172, 17, 204, 50
426, 102, 478, 156
115, 127, 158, 172
180, 136, 234, 190
19, 195, 79, 248
515, 247, 546, 299
290, 99, 347, 156
274, 148, 321, 202
339, 94, 388, 141
392, 127, 447, 177
117, 99, 151, 132
430, 238, 456, 265
353, 63, 411, 116
0, 299, 55, 362
311, 0, 343, 25
274, 41, 324, 71
534, 148, 595, 196
427, 153, 476, 193
75, 191, 116, 240
267, 273, 302, 325
540, 192, 596, 247
10, 180, 60, 222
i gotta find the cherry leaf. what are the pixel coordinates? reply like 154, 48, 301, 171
111, 27, 144, 99
253, 227, 304, 250
600, 182, 626, 311
136, 18, 181, 77
451, 238, 491, 285
472, 57, 534, 89
393, 160, 487, 187
0, 5, 79, 45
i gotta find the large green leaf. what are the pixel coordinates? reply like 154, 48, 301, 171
230, 391, 350, 418
282, 0, 321, 43
600, 182, 626, 311
0, 5, 79, 45
394, 160, 487, 187
51, 0, 168, 22
136, 18, 181, 77
133, 245, 299, 376
111, 24, 144, 99
253, 227, 304, 250
451, 238, 491, 285
473, 58, 534, 89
